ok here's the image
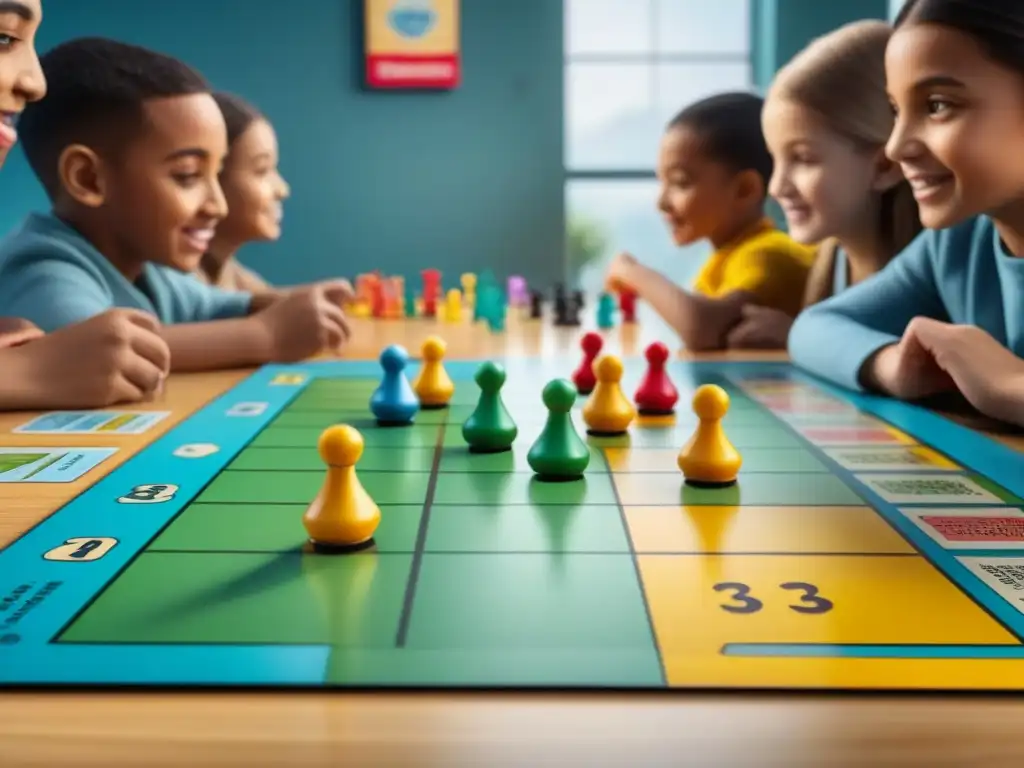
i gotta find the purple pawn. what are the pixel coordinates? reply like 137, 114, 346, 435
507, 276, 528, 306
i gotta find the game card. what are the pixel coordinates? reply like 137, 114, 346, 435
957, 557, 1024, 614
904, 507, 1024, 550
0, 447, 117, 482
856, 473, 1005, 505
824, 445, 959, 472
13, 410, 170, 435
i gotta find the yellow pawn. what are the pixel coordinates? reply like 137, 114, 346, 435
461, 273, 477, 308
582, 354, 636, 435
413, 335, 454, 409
444, 288, 462, 322
303, 425, 381, 550
677, 384, 742, 486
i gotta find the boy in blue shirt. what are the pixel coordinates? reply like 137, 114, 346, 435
0, 2, 171, 409
0, 37, 352, 371
788, 0, 1024, 427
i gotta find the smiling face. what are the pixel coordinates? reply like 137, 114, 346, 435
655, 125, 753, 247
764, 97, 894, 244
885, 21, 1024, 229
70, 93, 230, 276
0, 0, 45, 168
216, 117, 290, 245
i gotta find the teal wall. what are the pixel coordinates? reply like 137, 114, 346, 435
751, 0, 889, 91
1, 0, 566, 286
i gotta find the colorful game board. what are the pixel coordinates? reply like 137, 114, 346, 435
3, 356, 1024, 691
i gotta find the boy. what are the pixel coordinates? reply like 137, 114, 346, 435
0, 3, 171, 408
604, 92, 817, 351
0, 37, 352, 371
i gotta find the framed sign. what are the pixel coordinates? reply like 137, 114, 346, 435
364, 0, 461, 90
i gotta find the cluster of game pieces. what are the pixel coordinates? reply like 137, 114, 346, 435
302, 332, 741, 553
347, 269, 638, 332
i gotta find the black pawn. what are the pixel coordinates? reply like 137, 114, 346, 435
530, 289, 544, 319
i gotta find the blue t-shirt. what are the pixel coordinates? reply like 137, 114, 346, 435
0, 212, 252, 332
789, 215, 1024, 391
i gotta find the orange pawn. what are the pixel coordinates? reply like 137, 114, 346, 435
413, 335, 454, 408
582, 354, 636, 435
303, 425, 381, 551
677, 384, 742, 486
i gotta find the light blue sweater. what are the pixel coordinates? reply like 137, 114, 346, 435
789, 215, 1024, 391
0, 212, 252, 332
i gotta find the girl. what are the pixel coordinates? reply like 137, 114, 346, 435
726, 19, 922, 348
788, 0, 1024, 427
197, 92, 288, 294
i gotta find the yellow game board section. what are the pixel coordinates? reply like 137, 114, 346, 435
638, 552, 1022, 689
624, 505, 913, 554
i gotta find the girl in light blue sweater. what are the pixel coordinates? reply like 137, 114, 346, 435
789, 0, 1024, 427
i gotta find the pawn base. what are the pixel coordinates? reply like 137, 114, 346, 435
684, 478, 737, 489
586, 428, 627, 437
533, 473, 585, 483
308, 537, 377, 555
419, 403, 449, 411
638, 408, 675, 417
376, 419, 414, 427
468, 444, 513, 455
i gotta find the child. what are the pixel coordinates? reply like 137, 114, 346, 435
788, 0, 1024, 427
196, 91, 352, 301
604, 92, 817, 351
0, 37, 353, 372
728, 19, 922, 348
0, 3, 172, 409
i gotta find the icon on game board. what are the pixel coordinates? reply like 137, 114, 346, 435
43, 536, 118, 562
226, 402, 268, 417
387, 0, 436, 38
270, 373, 306, 385
173, 443, 220, 459
117, 484, 178, 504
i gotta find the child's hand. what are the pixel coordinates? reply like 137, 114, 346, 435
13, 309, 170, 408
256, 284, 352, 362
0, 317, 43, 348
725, 304, 793, 349
903, 317, 1024, 424
867, 319, 957, 401
605, 252, 638, 292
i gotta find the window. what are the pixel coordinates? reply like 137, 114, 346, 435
564, 0, 752, 290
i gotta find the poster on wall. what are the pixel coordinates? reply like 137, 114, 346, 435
364, 0, 461, 90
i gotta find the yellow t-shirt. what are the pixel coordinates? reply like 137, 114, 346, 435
691, 219, 817, 317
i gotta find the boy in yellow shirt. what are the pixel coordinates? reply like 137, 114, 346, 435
605, 92, 816, 350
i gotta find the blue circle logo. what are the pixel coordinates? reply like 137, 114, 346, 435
387, 0, 437, 39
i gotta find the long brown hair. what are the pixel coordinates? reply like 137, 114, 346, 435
768, 20, 922, 259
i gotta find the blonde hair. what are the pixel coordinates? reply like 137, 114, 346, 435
767, 19, 921, 257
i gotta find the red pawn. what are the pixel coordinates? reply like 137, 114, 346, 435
634, 341, 678, 414
572, 332, 603, 395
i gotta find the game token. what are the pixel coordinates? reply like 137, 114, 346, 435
527, 379, 590, 480
635, 341, 678, 415
462, 361, 517, 452
571, 331, 603, 395
369, 344, 419, 425
596, 292, 616, 328
302, 424, 380, 551
413, 336, 454, 408
677, 384, 741, 486
582, 355, 635, 435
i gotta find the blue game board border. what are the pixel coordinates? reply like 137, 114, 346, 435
0, 358, 1023, 686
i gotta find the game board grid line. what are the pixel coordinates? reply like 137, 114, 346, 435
140, 548, 924, 557
394, 415, 448, 648
603, 451, 667, 687
47, 369, 317, 646
734, 378, 1024, 645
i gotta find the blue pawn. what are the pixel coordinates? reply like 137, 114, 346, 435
370, 345, 419, 426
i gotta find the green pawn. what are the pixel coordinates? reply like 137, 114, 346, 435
462, 362, 518, 453
527, 379, 591, 480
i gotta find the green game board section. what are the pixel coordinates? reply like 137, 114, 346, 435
59, 373, 863, 686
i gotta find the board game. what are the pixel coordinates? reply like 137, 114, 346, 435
3, 353, 1024, 692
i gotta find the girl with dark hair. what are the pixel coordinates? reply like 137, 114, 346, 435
790, 0, 1024, 428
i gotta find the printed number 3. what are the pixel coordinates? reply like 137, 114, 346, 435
117, 484, 178, 504
714, 581, 833, 614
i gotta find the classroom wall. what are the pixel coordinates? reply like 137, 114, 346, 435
1, 0, 566, 287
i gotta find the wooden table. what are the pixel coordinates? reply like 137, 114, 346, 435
3, 313, 1024, 767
